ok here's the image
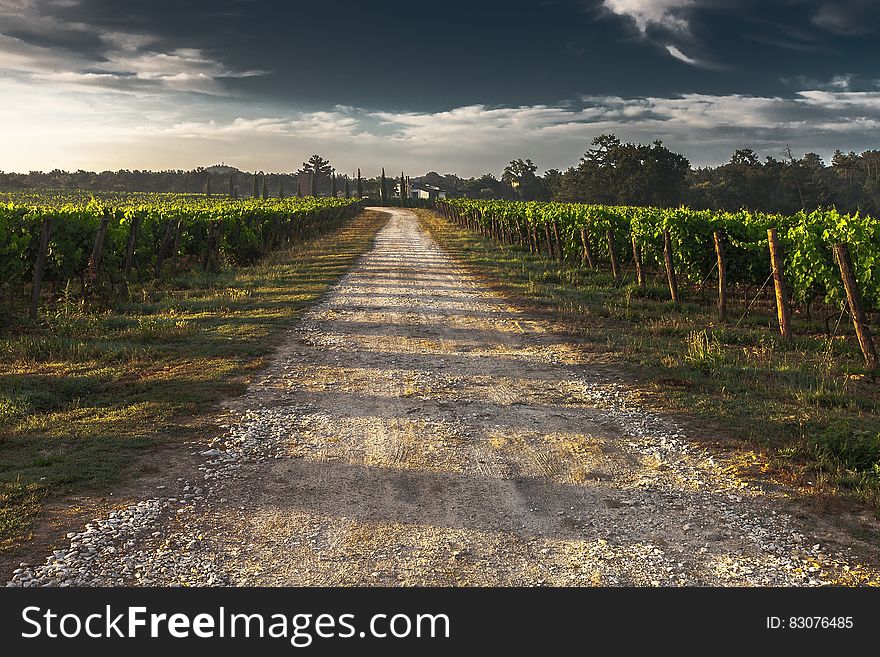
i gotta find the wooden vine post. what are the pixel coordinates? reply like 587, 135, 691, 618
543, 224, 554, 259
713, 230, 727, 322
552, 221, 563, 262
606, 229, 620, 282
202, 219, 224, 273
580, 228, 595, 269
662, 229, 680, 306
29, 216, 54, 319
202, 224, 214, 271
215, 219, 224, 269
123, 215, 141, 279
169, 220, 182, 274
631, 236, 645, 289
85, 213, 110, 296
833, 242, 877, 369
155, 217, 178, 277
767, 228, 792, 340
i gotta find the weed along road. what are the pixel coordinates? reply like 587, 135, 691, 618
7, 208, 874, 587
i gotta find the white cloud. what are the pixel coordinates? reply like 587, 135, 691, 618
796, 90, 880, 111
665, 44, 704, 67
602, 0, 695, 34
820, 74, 855, 91
0, 33, 90, 72
601, 1, 722, 67
1, 70, 879, 175
148, 112, 365, 140
0, 0, 265, 94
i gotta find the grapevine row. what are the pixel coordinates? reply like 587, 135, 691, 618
0, 195, 366, 317
437, 199, 879, 367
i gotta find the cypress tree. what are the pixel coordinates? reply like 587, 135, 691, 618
279, 182, 285, 199
344, 178, 350, 199
356, 169, 363, 198
253, 172, 259, 198
262, 179, 268, 199
205, 175, 212, 196
330, 173, 337, 197
380, 168, 387, 205
228, 173, 234, 197
399, 171, 405, 206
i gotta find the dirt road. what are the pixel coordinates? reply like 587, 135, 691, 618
8, 208, 872, 586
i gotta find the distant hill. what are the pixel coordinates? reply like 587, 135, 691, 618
205, 164, 241, 174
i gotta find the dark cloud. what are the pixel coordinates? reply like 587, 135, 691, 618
811, 0, 880, 35
598, 1, 880, 72
2, 0, 879, 106
1, 0, 879, 173
0, 0, 265, 94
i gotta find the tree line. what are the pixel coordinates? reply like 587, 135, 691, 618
0, 159, 358, 199
4, 136, 880, 215
0, 157, 401, 201
460, 135, 880, 217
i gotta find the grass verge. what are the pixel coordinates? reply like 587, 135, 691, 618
0, 210, 387, 553
415, 209, 880, 512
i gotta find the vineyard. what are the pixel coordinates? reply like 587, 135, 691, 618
0, 193, 365, 319
2, 194, 880, 587
438, 199, 879, 368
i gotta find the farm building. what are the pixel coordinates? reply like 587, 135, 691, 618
408, 182, 448, 200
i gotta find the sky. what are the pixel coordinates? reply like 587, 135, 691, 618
1, 0, 879, 176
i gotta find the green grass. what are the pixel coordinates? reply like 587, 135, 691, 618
416, 209, 880, 510
0, 210, 387, 552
